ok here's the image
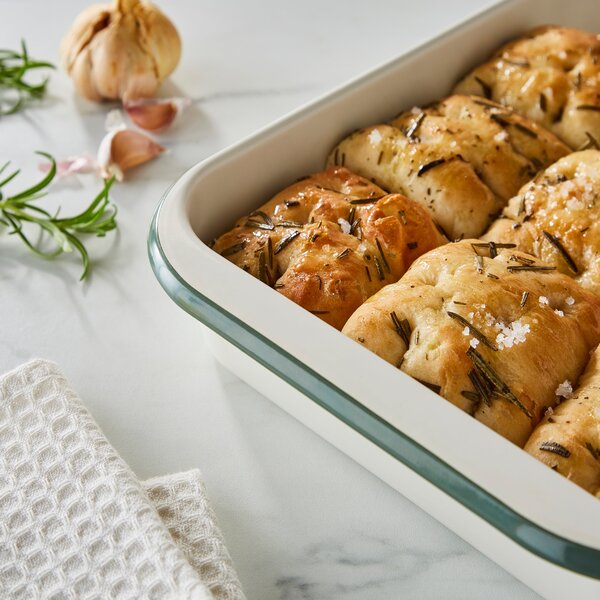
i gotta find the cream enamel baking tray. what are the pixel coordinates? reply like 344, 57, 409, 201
148, 1, 600, 597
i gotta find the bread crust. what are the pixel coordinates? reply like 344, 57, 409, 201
342, 240, 600, 445
484, 150, 600, 295
212, 167, 445, 330
454, 26, 600, 149
525, 346, 600, 498
327, 95, 568, 240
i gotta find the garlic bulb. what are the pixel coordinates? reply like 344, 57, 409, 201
61, 0, 181, 102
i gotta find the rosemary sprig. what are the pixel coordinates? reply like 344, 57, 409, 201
0, 152, 117, 280
0, 40, 54, 115
447, 311, 497, 350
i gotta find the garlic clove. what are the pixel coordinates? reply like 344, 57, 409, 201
97, 127, 164, 180
124, 97, 191, 131
61, 0, 181, 103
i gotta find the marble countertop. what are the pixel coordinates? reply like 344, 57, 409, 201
0, 1, 540, 598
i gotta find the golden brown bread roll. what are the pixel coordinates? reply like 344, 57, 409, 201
327, 95, 569, 240
454, 26, 600, 149
483, 150, 600, 295
212, 167, 446, 330
525, 346, 600, 498
342, 240, 600, 445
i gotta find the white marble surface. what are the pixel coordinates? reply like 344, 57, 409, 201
0, 1, 541, 598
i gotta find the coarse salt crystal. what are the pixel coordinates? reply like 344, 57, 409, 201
337, 218, 351, 234
554, 309, 565, 317
545, 406, 554, 418
468, 312, 475, 320
410, 106, 422, 115
555, 380, 573, 398
470, 338, 480, 348
462, 326, 470, 336
566, 296, 575, 305
495, 319, 530, 350
494, 131, 508, 142
368, 129, 383, 145
539, 296, 549, 306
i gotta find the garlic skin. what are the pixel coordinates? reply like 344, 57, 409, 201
61, 0, 181, 102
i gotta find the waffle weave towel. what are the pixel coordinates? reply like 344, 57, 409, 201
0, 359, 245, 600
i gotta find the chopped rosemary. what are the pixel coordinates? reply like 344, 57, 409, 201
415, 378, 442, 394
576, 104, 600, 112
578, 131, 600, 151
466, 347, 532, 418
417, 158, 446, 177
266, 236, 274, 269
284, 199, 300, 208
405, 112, 425, 140
407, 241, 418, 250
502, 56, 530, 67
375, 238, 390, 273
475, 254, 484, 274
474, 76, 492, 99
461, 390, 481, 403
468, 368, 492, 407
542, 230, 578, 273
365, 265, 371, 281
507, 265, 556, 273
390, 311, 411, 347
539, 93, 548, 112
309, 310, 330, 315
520, 291, 529, 308
248, 210, 273, 228
490, 113, 511, 128
510, 253, 535, 265
335, 247, 350, 259
514, 122, 537, 138
220, 241, 247, 257
373, 255, 385, 280
277, 220, 303, 228
539, 441, 571, 458
348, 196, 384, 205
447, 311, 497, 350
274, 230, 300, 254
476, 240, 503, 257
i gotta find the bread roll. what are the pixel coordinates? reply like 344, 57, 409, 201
327, 95, 568, 240
525, 346, 600, 498
212, 167, 445, 330
342, 240, 600, 445
454, 26, 600, 149
484, 150, 600, 295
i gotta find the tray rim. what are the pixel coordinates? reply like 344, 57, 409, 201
148, 0, 600, 579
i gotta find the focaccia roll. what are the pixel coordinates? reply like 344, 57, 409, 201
483, 150, 600, 295
342, 240, 600, 446
327, 95, 569, 240
454, 26, 600, 149
525, 346, 600, 498
212, 167, 446, 330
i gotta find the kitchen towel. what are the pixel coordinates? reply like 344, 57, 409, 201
0, 359, 246, 600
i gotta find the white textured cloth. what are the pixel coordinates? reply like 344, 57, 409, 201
0, 359, 245, 600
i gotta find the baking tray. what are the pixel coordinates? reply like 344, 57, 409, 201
148, 1, 600, 597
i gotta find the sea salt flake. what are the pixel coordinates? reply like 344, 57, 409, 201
565, 296, 575, 306
554, 309, 565, 317
462, 326, 470, 336
469, 338, 480, 348
495, 319, 530, 350
538, 296, 549, 306
337, 218, 351, 234
368, 129, 383, 145
555, 380, 573, 398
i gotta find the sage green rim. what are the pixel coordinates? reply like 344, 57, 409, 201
148, 204, 600, 580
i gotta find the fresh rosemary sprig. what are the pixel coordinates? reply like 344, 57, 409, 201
0, 40, 54, 115
0, 152, 117, 280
